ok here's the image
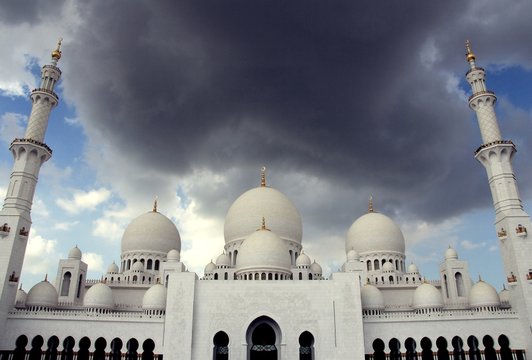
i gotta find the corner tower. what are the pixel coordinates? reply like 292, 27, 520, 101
465, 41, 532, 345
0, 40, 63, 331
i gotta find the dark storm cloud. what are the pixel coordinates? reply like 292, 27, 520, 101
0, 0, 66, 24
56, 1, 532, 222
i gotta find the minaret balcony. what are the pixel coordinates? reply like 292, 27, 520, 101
10, 138, 53, 155
474, 140, 515, 156
31, 87, 59, 101
0, 223, 10, 237
468, 89, 495, 102
497, 228, 507, 241
515, 224, 527, 237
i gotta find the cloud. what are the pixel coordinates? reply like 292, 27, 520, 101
22, 229, 58, 276
56, 187, 111, 214
460, 239, 487, 250
53, 221, 79, 231
0, 112, 27, 144
82, 252, 105, 274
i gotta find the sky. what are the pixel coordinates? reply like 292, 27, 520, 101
1, 1, 532, 291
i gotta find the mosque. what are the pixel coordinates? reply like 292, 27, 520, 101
0, 40, 531, 360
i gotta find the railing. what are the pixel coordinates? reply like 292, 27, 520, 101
474, 140, 515, 156
465, 67, 485, 76
0, 350, 162, 360
365, 349, 526, 360
31, 88, 59, 100
43, 64, 62, 74
10, 138, 53, 154
468, 89, 495, 102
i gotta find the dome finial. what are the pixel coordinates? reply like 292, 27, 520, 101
19, 283, 23, 290
260, 166, 267, 187
261, 216, 266, 230
368, 195, 374, 213
153, 196, 158, 212
465, 40, 476, 62
44, 274, 48, 282
51, 37, 63, 61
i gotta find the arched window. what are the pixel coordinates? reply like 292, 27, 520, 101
467, 336, 480, 360
247, 316, 280, 360
374, 260, 380, 270
389, 338, 401, 360
133, 275, 138, 282
405, 337, 417, 360
367, 260, 372, 271
224, 272, 228, 280
455, 272, 465, 296
443, 275, 449, 298
154, 260, 160, 271
289, 250, 293, 263
372, 339, 385, 360
395, 259, 399, 270
436, 337, 449, 360
214, 273, 218, 280
213, 331, 229, 360
142, 339, 155, 360
451, 336, 465, 360
234, 250, 238, 265
389, 276, 394, 284
77, 274, 83, 298
420, 337, 433, 360
268, 273, 272, 280
299, 273, 303, 280
61, 272, 71, 296
147, 259, 153, 270
299, 331, 314, 360
127, 259, 131, 270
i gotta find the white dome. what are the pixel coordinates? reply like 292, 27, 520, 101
236, 229, 291, 271
346, 212, 405, 255
167, 249, 180, 262
412, 283, 444, 309
346, 249, 359, 261
360, 284, 385, 310
296, 252, 311, 267
84, 283, 114, 309
225, 186, 302, 245
382, 261, 394, 272
131, 261, 144, 272
26, 280, 58, 308
68, 246, 82, 260
310, 260, 322, 274
469, 281, 500, 308
204, 261, 216, 274
445, 246, 458, 260
107, 262, 119, 274
121, 211, 181, 255
407, 263, 419, 274
216, 253, 231, 267
499, 288, 511, 303
15, 288, 27, 307
142, 283, 167, 311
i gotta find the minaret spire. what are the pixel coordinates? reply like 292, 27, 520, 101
260, 166, 266, 187
0, 41, 64, 330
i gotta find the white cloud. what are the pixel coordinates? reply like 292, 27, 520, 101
461, 239, 487, 250
32, 197, 50, 218
82, 252, 105, 273
22, 229, 58, 276
56, 187, 112, 214
53, 221, 79, 231
92, 217, 125, 242
0, 112, 27, 144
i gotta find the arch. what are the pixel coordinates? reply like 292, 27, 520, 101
395, 259, 399, 270
420, 337, 433, 360
389, 338, 401, 360
498, 335, 512, 360
372, 338, 385, 360
127, 259, 131, 270
13, 335, 28, 360
214, 273, 218, 280
154, 260, 160, 271
224, 272, 228, 280
213, 331, 229, 360
45, 336, 60, 360
455, 272, 465, 297
299, 331, 314, 360
142, 339, 155, 360
78, 337, 91, 360
246, 316, 281, 360
94, 338, 107, 360
389, 276, 394, 284
452, 336, 465, 360
405, 337, 417, 360
110, 338, 123, 360
29, 335, 44, 360
374, 259, 380, 270
299, 273, 302, 280
147, 259, 153, 270
467, 336, 480, 360
443, 275, 449, 298
436, 337, 450, 360
61, 271, 72, 296
234, 250, 238, 265
482, 335, 496, 360
367, 260, 372, 271
61, 336, 75, 360
126, 338, 139, 360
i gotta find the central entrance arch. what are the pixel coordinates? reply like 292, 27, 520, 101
246, 316, 281, 360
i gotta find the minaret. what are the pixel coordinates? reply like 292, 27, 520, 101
466, 41, 532, 348
0, 40, 63, 332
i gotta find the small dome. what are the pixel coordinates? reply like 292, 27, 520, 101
68, 246, 82, 260
131, 261, 144, 272
310, 260, 322, 274
84, 283, 114, 309
296, 252, 311, 267
142, 283, 167, 311
225, 186, 302, 246
167, 249, 180, 262
236, 228, 291, 271
499, 288, 510, 303
361, 284, 384, 310
445, 246, 458, 260
26, 280, 58, 308
204, 261, 216, 274
382, 261, 394, 272
346, 212, 405, 255
216, 253, 231, 267
469, 280, 500, 308
407, 263, 419, 274
346, 249, 359, 261
107, 262, 119, 274
15, 288, 27, 307
412, 283, 444, 309
121, 211, 181, 255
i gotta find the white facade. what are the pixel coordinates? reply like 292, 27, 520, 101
0, 42, 531, 360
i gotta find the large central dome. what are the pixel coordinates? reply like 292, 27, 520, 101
224, 186, 302, 245
346, 212, 405, 255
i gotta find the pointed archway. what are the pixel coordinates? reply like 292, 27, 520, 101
246, 316, 280, 360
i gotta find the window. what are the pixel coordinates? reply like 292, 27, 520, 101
60, 272, 71, 296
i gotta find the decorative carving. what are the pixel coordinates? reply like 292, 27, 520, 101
497, 228, 507, 238
0, 223, 10, 233
516, 224, 527, 234
507, 272, 517, 283
19, 227, 29, 236
9, 271, 19, 282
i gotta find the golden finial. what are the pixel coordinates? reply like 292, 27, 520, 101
465, 40, 476, 62
368, 195, 374, 213
51, 37, 63, 60
152, 196, 158, 212
261, 217, 266, 230
19, 283, 23, 290
44, 274, 48, 282
478, 274, 483, 282
260, 166, 267, 187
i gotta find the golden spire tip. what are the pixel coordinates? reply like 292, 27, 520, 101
51, 37, 63, 60
465, 40, 476, 62
153, 196, 158, 212
260, 166, 267, 187
368, 195, 374, 213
